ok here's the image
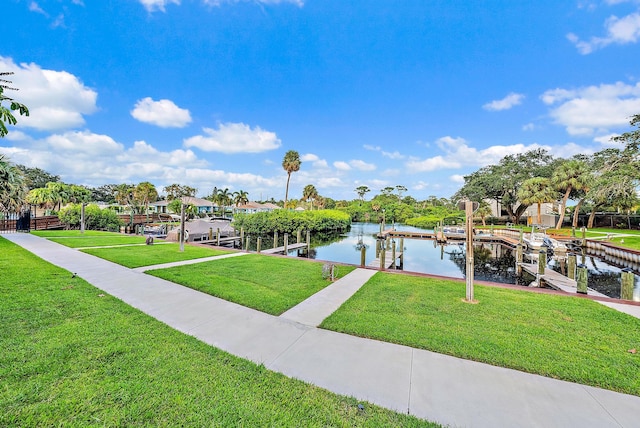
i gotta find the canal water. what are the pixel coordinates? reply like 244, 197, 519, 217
304, 222, 640, 301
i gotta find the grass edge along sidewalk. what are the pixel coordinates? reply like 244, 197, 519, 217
321, 272, 640, 397
0, 236, 435, 427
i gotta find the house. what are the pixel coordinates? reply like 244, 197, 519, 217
150, 197, 216, 214
234, 201, 281, 214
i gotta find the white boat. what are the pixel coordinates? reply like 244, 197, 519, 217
523, 233, 567, 253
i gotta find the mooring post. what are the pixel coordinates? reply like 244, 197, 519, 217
240, 227, 244, 243
274, 231, 278, 249
576, 264, 588, 294
306, 230, 310, 253
284, 233, 289, 255
297, 229, 302, 244
581, 227, 587, 248
621, 268, 634, 300
245, 236, 250, 252
519, 229, 524, 245
257, 237, 262, 253
376, 239, 381, 257
391, 240, 397, 269
399, 237, 404, 268
380, 248, 386, 271
360, 245, 366, 267
567, 253, 577, 280
208, 227, 213, 240
516, 243, 523, 275
216, 228, 221, 245
538, 249, 547, 274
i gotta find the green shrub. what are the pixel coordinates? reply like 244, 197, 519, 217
233, 210, 350, 234
58, 203, 123, 231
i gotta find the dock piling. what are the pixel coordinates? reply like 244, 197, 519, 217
567, 253, 577, 280
576, 264, 588, 294
621, 268, 634, 300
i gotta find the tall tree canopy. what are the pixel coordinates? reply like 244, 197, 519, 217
455, 149, 557, 224
0, 72, 29, 138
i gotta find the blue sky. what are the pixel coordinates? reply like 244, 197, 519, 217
3, 0, 640, 201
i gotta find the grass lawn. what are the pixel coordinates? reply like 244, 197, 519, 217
0, 237, 434, 427
33, 230, 148, 248
321, 273, 640, 397
81, 244, 232, 268
148, 254, 356, 315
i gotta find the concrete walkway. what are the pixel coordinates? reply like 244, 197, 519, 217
5, 233, 640, 428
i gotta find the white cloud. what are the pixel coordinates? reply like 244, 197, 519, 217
184, 122, 281, 153
522, 123, 535, 131
0, 56, 98, 131
333, 161, 351, 171
541, 81, 640, 135
131, 97, 192, 128
568, 10, 640, 54
593, 133, 623, 146
407, 136, 549, 172
139, 0, 180, 12
406, 156, 461, 172
29, 2, 47, 15
450, 174, 465, 184
363, 144, 406, 160
300, 154, 329, 169
482, 92, 525, 111
349, 159, 376, 171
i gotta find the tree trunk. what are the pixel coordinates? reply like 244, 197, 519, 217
284, 173, 291, 209
587, 204, 601, 228
536, 202, 542, 224
571, 198, 585, 228
555, 187, 572, 229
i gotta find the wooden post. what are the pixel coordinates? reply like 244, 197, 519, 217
621, 268, 634, 300
360, 245, 366, 267
179, 203, 186, 252
519, 229, 523, 244
571, 227, 576, 238
465, 201, 474, 301
567, 253, 577, 280
576, 264, 588, 294
240, 227, 244, 243
515, 243, 523, 275
376, 239, 381, 257
380, 248, 386, 271
284, 233, 289, 255
274, 231, 278, 249
80, 203, 86, 234
208, 227, 213, 240
399, 237, 404, 268
245, 236, 250, 252
391, 240, 396, 269
538, 249, 547, 275
297, 229, 302, 244
581, 227, 587, 248
216, 228, 221, 245
257, 237, 262, 253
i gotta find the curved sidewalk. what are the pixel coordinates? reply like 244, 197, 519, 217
5, 233, 640, 428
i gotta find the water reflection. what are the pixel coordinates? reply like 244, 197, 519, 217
306, 222, 640, 301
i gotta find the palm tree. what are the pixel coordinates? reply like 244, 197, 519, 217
552, 159, 589, 229
473, 202, 493, 226
517, 177, 557, 225
134, 181, 158, 222
302, 184, 318, 210
0, 154, 27, 214
282, 150, 301, 209
26, 187, 54, 217
45, 181, 70, 211
215, 188, 232, 218
233, 190, 249, 214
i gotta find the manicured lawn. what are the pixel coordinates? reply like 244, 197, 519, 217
81, 244, 232, 268
148, 255, 356, 315
609, 236, 640, 250
33, 230, 148, 248
321, 273, 640, 396
0, 237, 434, 427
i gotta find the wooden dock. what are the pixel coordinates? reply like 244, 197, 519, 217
520, 263, 608, 297
368, 251, 403, 269
194, 236, 242, 246
261, 242, 308, 255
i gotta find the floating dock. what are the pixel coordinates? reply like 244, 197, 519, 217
368, 251, 403, 269
520, 262, 608, 298
261, 242, 308, 255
